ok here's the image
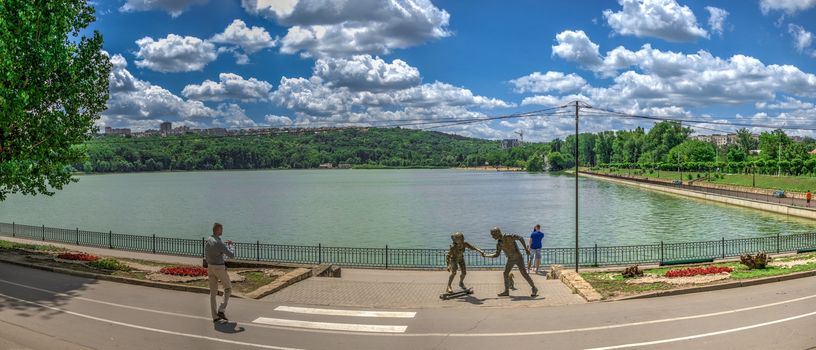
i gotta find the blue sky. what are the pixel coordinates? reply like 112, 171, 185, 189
89, 0, 816, 141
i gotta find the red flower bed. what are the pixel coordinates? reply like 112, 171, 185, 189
159, 266, 208, 277
57, 253, 99, 261
665, 266, 733, 278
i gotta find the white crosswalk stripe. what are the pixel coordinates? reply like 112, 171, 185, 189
252, 317, 408, 333
253, 306, 417, 333
274, 306, 416, 318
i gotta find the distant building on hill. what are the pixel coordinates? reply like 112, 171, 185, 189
501, 139, 520, 149
104, 126, 131, 136
207, 128, 227, 136
160, 122, 172, 133
691, 133, 757, 146
174, 125, 190, 134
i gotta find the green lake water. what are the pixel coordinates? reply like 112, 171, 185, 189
2, 169, 815, 249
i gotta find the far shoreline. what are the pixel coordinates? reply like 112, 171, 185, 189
71, 165, 529, 176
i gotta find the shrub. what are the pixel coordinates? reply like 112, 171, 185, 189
740, 252, 771, 269
57, 253, 99, 261
0, 240, 59, 251
665, 266, 732, 278
622, 265, 643, 278
88, 258, 130, 271
159, 266, 208, 277
687, 174, 693, 180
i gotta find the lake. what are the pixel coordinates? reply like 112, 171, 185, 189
2, 169, 815, 249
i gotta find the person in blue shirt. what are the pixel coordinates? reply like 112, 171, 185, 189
527, 224, 544, 274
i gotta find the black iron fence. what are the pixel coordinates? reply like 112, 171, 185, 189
1, 222, 814, 269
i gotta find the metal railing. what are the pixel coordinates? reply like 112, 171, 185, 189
1, 222, 813, 269
587, 171, 816, 208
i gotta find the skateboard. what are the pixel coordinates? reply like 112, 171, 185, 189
439, 287, 474, 300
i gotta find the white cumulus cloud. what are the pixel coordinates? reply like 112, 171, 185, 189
756, 96, 815, 110
134, 34, 218, 72
213, 104, 259, 128
510, 71, 587, 94
788, 24, 815, 55
760, 0, 816, 14
548, 30, 816, 113
264, 114, 294, 127
552, 30, 604, 71
182, 73, 273, 102
243, 0, 451, 57
211, 19, 277, 55
104, 54, 218, 124
705, 6, 729, 37
313, 55, 421, 91
603, 0, 708, 42
120, 0, 207, 17
267, 56, 513, 138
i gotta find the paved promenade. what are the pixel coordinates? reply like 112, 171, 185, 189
1, 260, 815, 349
0, 236, 584, 308
265, 268, 584, 308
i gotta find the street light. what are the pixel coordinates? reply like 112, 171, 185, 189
574, 101, 579, 272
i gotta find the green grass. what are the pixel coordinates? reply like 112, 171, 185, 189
185, 270, 279, 294
580, 272, 674, 299
708, 173, 816, 193
582, 254, 816, 299
592, 168, 816, 192
0, 240, 63, 252
88, 258, 131, 271
592, 168, 707, 182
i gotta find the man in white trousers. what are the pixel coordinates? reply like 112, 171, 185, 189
205, 222, 235, 322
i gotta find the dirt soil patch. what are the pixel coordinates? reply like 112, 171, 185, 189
769, 258, 816, 268
625, 273, 731, 285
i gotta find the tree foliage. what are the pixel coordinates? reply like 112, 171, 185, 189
79, 129, 528, 172
667, 140, 716, 163
0, 0, 110, 200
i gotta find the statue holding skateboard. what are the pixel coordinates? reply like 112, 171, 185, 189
439, 232, 483, 300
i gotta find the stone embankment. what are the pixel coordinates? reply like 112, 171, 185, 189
581, 172, 816, 220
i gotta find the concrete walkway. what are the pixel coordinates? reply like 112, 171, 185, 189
265, 268, 584, 309
0, 235, 585, 308
2, 261, 816, 350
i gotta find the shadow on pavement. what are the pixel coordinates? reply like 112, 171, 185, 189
457, 295, 484, 305
0, 260, 96, 321
214, 321, 245, 333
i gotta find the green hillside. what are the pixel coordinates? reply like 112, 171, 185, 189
76, 128, 544, 173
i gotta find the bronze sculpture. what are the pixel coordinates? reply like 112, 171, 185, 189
444, 232, 483, 294
482, 227, 538, 297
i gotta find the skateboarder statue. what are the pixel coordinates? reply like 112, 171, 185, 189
445, 232, 483, 294
482, 227, 538, 297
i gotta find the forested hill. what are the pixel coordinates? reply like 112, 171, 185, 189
77, 128, 540, 173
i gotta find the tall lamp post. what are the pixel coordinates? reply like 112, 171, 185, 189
574, 101, 579, 272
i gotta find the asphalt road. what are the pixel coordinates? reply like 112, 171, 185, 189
1, 262, 815, 350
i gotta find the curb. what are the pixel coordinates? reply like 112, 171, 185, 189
245, 267, 312, 299
614, 270, 816, 301
0, 255, 244, 298
560, 270, 602, 302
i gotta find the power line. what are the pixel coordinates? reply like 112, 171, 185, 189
586, 107, 816, 132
